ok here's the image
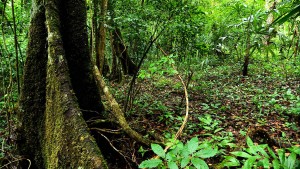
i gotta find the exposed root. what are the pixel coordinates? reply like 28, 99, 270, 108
94, 66, 152, 146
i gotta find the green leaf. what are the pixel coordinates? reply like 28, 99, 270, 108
288, 146, 300, 155
230, 151, 253, 158
273, 5, 300, 25
246, 146, 258, 156
272, 159, 280, 169
222, 161, 241, 167
195, 148, 218, 158
187, 137, 199, 154
166, 151, 176, 162
221, 156, 240, 167
180, 157, 190, 168
191, 158, 209, 169
287, 152, 296, 169
139, 159, 163, 168
151, 144, 165, 158
246, 136, 254, 146
214, 127, 224, 133
173, 141, 184, 149
198, 142, 212, 149
267, 146, 278, 160
168, 161, 179, 169
257, 158, 270, 168
242, 156, 257, 169
277, 149, 285, 164
247, 144, 269, 158
181, 148, 190, 158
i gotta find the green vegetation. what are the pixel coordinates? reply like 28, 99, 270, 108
1, 0, 300, 168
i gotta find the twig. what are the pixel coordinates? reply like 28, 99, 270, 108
90, 127, 121, 134
0, 158, 31, 169
97, 132, 132, 165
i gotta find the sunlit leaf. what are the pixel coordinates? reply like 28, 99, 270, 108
139, 159, 162, 168
187, 137, 199, 154
195, 148, 218, 159
191, 158, 209, 169
151, 144, 165, 158
168, 161, 178, 169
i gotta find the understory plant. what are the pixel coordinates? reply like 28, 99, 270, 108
139, 137, 218, 169
219, 137, 300, 169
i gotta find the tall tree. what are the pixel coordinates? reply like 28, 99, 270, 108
264, 0, 277, 60
93, 0, 109, 76
18, 0, 107, 168
108, 0, 138, 76
97, 0, 108, 75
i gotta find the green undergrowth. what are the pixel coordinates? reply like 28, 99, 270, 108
111, 55, 300, 168
139, 136, 300, 169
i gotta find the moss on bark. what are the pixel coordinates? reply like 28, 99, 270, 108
18, 0, 108, 168
18, 1, 47, 167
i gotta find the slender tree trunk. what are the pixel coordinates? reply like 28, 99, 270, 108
264, 0, 277, 61
243, 14, 252, 76
107, 0, 137, 76
94, 0, 100, 69
18, 0, 107, 168
109, 31, 122, 82
294, 28, 299, 59
97, 0, 108, 75
113, 28, 138, 75
11, 0, 20, 94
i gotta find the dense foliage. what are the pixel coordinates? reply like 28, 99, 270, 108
1, 0, 300, 168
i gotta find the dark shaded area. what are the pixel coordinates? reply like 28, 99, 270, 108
112, 28, 138, 76
60, 0, 105, 120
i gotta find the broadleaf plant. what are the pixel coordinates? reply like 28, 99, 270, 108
220, 137, 300, 169
139, 137, 218, 169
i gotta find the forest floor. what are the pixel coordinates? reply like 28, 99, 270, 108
108, 61, 300, 168
0, 60, 299, 168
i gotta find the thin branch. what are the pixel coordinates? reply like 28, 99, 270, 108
97, 132, 133, 165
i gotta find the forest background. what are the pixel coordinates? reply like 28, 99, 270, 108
0, 0, 300, 168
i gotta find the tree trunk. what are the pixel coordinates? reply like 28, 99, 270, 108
109, 31, 122, 82
243, 54, 249, 76
60, 0, 105, 120
97, 0, 108, 75
242, 14, 252, 76
107, 0, 137, 76
18, 0, 107, 168
112, 28, 138, 75
264, 0, 277, 61
94, 0, 109, 76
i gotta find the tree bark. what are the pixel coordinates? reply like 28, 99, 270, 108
264, 0, 277, 61
97, 0, 108, 75
112, 28, 138, 75
18, 1, 47, 166
18, 0, 108, 168
109, 30, 122, 82
60, 0, 105, 120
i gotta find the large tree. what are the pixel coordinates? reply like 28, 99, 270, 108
17, 0, 108, 168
